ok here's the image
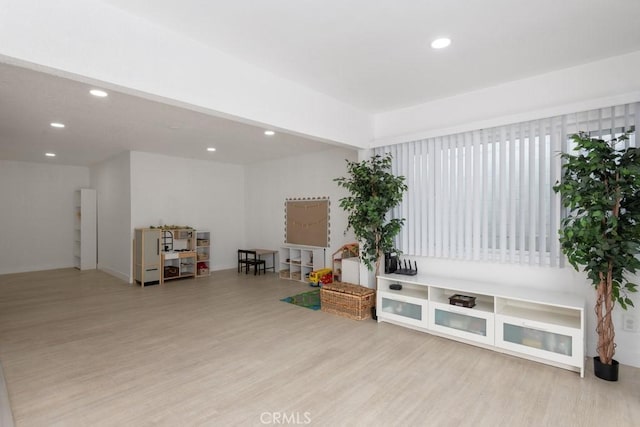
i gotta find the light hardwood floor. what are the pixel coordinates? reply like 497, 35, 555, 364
0, 268, 639, 427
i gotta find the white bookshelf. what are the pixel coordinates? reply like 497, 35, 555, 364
74, 188, 96, 270
278, 245, 325, 283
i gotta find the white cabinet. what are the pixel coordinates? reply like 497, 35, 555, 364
74, 188, 96, 270
428, 286, 495, 346
430, 301, 495, 346
377, 279, 429, 328
279, 245, 325, 283
377, 274, 586, 376
195, 230, 211, 277
495, 298, 583, 369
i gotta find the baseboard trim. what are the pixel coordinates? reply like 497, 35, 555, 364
97, 266, 130, 283
0, 361, 15, 427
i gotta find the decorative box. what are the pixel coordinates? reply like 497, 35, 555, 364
449, 294, 476, 308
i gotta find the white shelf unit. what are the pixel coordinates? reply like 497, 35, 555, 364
376, 273, 586, 377
74, 188, 97, 270
195, 230, 211, 277
279, 245, 325, 283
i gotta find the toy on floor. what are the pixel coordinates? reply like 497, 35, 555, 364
309, 268, 333, 287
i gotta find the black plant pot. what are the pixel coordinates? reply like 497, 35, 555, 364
593, 356, 619, 381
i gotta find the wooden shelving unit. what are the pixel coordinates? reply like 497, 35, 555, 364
195, 230, 211, 277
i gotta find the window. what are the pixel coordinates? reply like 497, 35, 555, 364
375, 103, 638, 266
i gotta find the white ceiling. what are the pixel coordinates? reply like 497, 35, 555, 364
0, 62, 340, 166
103, 0, 640, 112
2, 0, 640, 167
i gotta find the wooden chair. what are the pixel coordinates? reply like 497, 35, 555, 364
237, 250, 266, 275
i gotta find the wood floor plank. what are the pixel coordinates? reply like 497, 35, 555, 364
0, 268, 638, 426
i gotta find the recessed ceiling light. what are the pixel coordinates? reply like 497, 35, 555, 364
431, 38, 451, 49
90, 89, 108, 97
264, 130, 275, 136
50, 122, 65, 128
45, 152, 56, 157
207, 147, 216, 152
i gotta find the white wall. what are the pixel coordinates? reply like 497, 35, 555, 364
373, 50, 640, 146
0, 0, 372, 148
244, 147, 358, 267
90, 151, 131, 281
130, 151, 245, 271
0, 160, 89, 274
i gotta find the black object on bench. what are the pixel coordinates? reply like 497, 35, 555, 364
395, 260, 418, 276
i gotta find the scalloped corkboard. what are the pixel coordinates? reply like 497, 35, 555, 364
285, 197, 330, 247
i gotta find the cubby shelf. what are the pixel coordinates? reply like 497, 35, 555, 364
376, 273, 586, 377
279, 245, 325, 283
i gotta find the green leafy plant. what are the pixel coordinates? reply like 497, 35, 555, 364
334, 153, 408, 277
553, 131, 639, 365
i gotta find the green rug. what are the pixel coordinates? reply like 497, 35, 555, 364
280, 289, 321, 311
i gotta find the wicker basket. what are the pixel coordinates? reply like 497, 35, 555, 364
279, 269, 290, 279
164, 266, 179, 278
321, 282, 375, 320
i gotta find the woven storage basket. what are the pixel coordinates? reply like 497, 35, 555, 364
321, 282, 375, 320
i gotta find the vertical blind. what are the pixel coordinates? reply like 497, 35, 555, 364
375, 102, 639, 266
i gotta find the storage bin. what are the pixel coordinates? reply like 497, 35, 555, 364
164, 266, 179, 278
321, 282, 375, 320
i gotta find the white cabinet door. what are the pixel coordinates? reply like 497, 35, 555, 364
495, 314, 583, 368
377, 291, 428, 328
429, 301, 495, 345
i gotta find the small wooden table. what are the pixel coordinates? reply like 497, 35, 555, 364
250, 249, 277, 272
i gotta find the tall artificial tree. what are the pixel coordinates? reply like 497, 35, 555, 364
334, 153, 408, 277
553, 131, 639, 367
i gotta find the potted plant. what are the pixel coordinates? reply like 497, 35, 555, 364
553, 131, 639, 381
334, 153, 408, 279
